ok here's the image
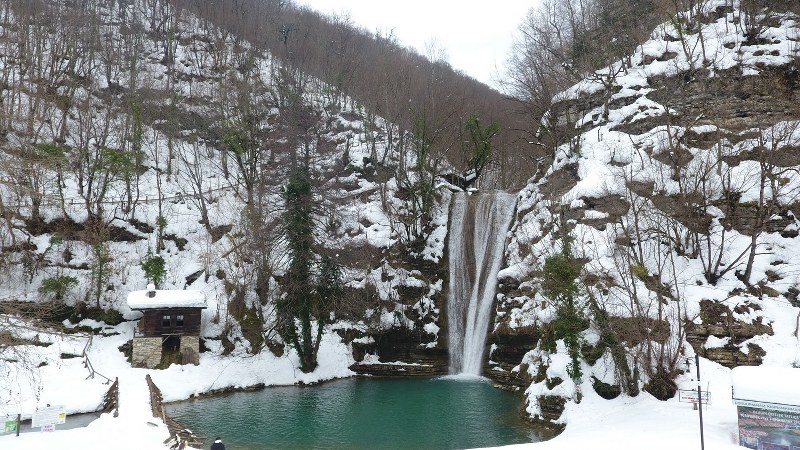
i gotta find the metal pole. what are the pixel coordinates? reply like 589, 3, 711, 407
695, 353, 705, 450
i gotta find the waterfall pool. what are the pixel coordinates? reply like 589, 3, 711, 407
166, 376, 552, 450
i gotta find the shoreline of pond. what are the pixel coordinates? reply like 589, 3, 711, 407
166, 373, 564, 437
164, 376, 560, 450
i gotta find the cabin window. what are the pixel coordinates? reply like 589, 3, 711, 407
176, 315, 185, 327
162, 315, 172, 328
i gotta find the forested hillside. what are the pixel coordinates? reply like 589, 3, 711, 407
1, 0, 800, 440
0, 0, 502, 368
493, 0, 800, 425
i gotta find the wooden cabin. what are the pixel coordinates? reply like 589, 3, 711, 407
127, 284, 207, 369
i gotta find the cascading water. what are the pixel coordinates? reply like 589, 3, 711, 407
447, 191, 517, 375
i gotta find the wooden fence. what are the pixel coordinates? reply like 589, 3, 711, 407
145, 374, 204, 450
102, 377, 119, 417
82, 333, 114, 384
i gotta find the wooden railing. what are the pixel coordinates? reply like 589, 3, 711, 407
102, 378, 119, 417
82, 333, 113, 383
145, 374, 164, 420
145, 374, 203, 450
795, 310, 799, 339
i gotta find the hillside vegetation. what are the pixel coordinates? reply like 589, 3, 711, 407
0, 0, 474, 368
0, 0, 799, 434
494, 0, 800, 425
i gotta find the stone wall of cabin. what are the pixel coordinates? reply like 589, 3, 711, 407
132, 337, 162, 369
180, 336, 200, 365
132, 335, 201, 368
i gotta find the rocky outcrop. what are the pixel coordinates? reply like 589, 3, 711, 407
343, 318, 448, 377
699, 343, 767, 368
349, 361, 444, 377
562, 194, 631, 231
716, 202, 797, 237
486, 325, 539, 390
535, 395, 567, 424
685, 300, 773, 368
540, 163, 580, 201
648, 67, 800, 133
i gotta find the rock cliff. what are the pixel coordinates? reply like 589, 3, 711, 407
493, 3, 800, 426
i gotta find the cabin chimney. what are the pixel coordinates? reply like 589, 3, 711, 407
147, 283, 156, 298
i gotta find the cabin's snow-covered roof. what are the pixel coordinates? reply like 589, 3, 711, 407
126, 286, 207, 310
732, 366, 800, 406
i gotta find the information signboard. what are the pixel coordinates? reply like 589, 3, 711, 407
735, 403, 800, 449
3, 418, 16, 434
31, 406, 66, 429
679, 389, 710, 404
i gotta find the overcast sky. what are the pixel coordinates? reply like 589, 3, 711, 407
293, 0, 538, 89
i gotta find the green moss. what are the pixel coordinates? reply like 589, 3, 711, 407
239, 308, 264, 352
581, 343, 606, 365
629, 263, 648, 280
533, 364, 548, 384
591, 376, 621, 400
157, 350, 182, 369
546, 376, 564, 390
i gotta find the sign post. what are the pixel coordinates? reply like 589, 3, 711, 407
2, 414, 20, 436
679, 389, 710, 405
696, 354, 705, 450
31, 405, 66, 432
684, 356, 707, 449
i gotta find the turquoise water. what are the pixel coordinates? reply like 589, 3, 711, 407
166, 377, 548, 450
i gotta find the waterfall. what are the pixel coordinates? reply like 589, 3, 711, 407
447, 191, 517, 375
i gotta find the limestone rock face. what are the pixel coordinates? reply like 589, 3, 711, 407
349, 361, 444, 377
686, 300, 773, 368
490, 5, 800, 428
347, 327, 448, 376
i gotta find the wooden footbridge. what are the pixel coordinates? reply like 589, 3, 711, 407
145, 374, 204, 449
97, 374, 202, 449
83, 329, 203, 449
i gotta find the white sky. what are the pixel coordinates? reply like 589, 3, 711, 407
293, 0, 538, 89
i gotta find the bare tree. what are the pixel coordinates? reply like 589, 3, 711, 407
734, 122, 800, 285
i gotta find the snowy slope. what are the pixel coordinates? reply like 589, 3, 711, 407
2, 1, 800, 449
0, 0, 445, 353
498, 0, 800, 436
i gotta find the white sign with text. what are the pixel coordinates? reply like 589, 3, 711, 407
31, 406, 66, 428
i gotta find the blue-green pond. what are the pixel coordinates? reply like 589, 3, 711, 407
166, 377, 551, 450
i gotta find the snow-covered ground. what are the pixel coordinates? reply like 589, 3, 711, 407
0, 318, 748, 450
499, 357, 744, 450
0, 319, 355, 450
1, 1, 799, 449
